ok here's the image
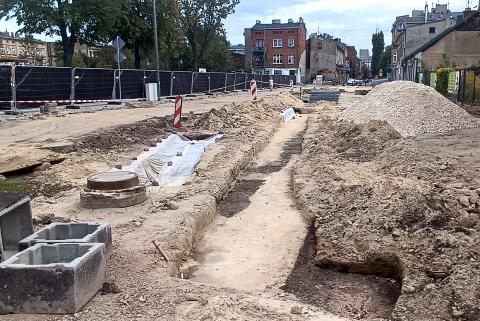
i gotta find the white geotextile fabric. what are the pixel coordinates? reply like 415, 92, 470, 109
281, 108, 296, 122
123, 134, 222, 186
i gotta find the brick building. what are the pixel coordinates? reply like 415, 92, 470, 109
244, 18, 307, 83
346, 46, 360, 79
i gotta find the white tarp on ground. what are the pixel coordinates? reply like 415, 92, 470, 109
123, 134, 222, 186
281, 108, 296, 122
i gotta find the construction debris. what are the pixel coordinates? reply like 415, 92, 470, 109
340, 81, 480, 137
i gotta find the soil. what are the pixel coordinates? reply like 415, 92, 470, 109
294, 105, 480, 321
282, 225, 401, 320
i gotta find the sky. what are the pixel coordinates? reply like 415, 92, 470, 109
0, 0, 476, 52
224, 0, 475, 52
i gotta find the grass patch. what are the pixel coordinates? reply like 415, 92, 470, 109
0, 179, 30, 194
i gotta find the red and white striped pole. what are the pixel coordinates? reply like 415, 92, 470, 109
250, 80, 257, 102
174, 96, 182, 128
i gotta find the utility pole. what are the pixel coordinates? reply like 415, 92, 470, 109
152, 0, 161, 100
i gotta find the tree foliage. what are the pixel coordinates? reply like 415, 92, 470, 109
378, 45, 392, 77
371, 31, 385, 77
179, 0, 239, 70
0, 0, 122, 67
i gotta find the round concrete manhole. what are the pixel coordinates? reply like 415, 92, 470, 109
87, 171, 140, 191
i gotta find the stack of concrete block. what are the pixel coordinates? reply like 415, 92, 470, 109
0, 194, 34, 262
0, 193, 113, 315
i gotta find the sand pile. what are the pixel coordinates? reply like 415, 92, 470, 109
340, 81, 480, 137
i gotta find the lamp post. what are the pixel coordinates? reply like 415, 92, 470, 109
152, 0, 161, 100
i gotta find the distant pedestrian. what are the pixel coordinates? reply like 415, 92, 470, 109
269, 78, 274, 91
289, 79, 294, 88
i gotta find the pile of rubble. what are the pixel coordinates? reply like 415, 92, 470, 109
340, 81, 480, 137
294, 110, 480, 320
194, 92, 301, 131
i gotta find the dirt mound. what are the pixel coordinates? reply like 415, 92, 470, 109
294, 113, 480, 320
340, 81, 480, 137
194, 92, 301, 131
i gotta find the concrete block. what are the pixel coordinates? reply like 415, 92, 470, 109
19, 223, 112, 256
0, 243, 106, 314
0, 194, 34, 261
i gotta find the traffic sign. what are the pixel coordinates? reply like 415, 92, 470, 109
112, 37, 125, 50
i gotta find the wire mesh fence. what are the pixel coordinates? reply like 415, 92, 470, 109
0, 65, 297, 110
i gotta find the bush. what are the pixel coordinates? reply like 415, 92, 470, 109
436, 68, 451, 95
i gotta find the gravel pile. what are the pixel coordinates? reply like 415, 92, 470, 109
340, 81, 480, 137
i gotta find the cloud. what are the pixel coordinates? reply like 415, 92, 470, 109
224, 0, 470, 50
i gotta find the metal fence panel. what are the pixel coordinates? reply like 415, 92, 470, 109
192, 73, 209, 93
75, 68, 115, 101
0, 66, 12, 110
172, 71, 192, 96
209, 73, 225, 93
226, 73, 235, 91
15, 66, 71, 108
235, 73, 246, 90
144, 71, 171, 98
116, 69, 146, 100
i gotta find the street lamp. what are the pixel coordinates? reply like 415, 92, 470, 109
152, 0, 161, 100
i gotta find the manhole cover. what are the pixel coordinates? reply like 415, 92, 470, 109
87, 171, 140, 191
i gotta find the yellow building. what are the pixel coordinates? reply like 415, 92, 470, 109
0, 31, 49, 66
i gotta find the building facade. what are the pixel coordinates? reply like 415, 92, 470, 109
346, 46, 360, 79
0, 32, 50, 66
402, 10, 480, 81
244, 18, 307, 83
306, 34, 349, 84
391, 3, 461, 79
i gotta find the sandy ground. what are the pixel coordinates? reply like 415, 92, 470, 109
191, 117, 308, 291
0, 89, 286, 174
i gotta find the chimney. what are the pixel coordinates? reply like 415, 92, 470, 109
272, 19, 281, 24
299, 17, 304, 23
256, 20, 261, 24
425, 2, 428, 23
288, 18, 293, 23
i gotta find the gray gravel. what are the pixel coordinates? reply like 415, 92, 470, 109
340, 81, 480, 137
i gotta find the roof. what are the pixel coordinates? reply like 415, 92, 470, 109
404, 11, 480, 61
252, 22, 303, 30
230, 44, 245, 50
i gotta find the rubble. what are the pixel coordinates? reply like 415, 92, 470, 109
340, 81, 480, 137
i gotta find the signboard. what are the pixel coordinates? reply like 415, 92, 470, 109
114, 52, 126, 63
112, 37, 125, 51
198, 68, 207, 73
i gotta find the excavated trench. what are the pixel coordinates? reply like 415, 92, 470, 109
188, 115, 401, 319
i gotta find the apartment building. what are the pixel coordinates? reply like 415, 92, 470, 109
0, 31, 50, 66
244, 18, 307, 83
391, 3, 462, 79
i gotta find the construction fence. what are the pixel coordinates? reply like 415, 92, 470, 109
418, 67, 480, 106
0, 65, 297, 110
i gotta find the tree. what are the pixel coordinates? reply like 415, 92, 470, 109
371, 31, 385, 77
0, 0, 122, 67
378, 45, 392, 77
179, 0, 239, 70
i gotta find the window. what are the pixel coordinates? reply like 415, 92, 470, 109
429, 27, 436, 33
289, 70, 296, 76
317, 41, 323, 50
265, 70, 270, 75
273, 54, 283, 64
393, 51, 398, 63
11, 48, 16, 55
274, 70, 282, 75
255, 39, 265, 49
288, 38, 295, 47
273, 39, 283, 48
288, 55, 295, 64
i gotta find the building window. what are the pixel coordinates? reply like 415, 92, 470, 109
11, 48, 16, 55
255, 39, 264, 49
317, 41, 323, 50
274, 70, 282, 75
288, 55, 295, 64
265, 70, 270, 75
393, 51, 398, 63
288, 38, 295, 47
273, 54, 283, 64
273, 39, 283, 48
429, 27, 436, 33
289, 70, 296, 76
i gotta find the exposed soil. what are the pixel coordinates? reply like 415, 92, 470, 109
282, 225, 401, 320
294, 105, 480, 321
